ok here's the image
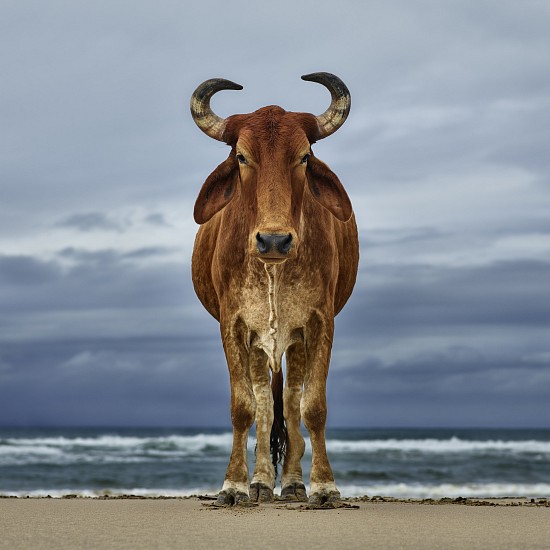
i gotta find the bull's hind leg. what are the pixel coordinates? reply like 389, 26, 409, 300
249, 347, 275, 502
217, 318, 256, 505
301, 313, 340, 505
280, 342, 307, 501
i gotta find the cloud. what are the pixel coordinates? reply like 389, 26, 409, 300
0, 335, 229, 426
55, 212, 123, 232
121, 246, 177, 259
363, 226, 450, 248
58, 246, 177, 262
144, 213, 171, 227
521, 352, 550, 366
0, 255, 59, 286
343, 259, 550, 337
0, 249, 198, 351
53, 212, 174, 236
326, 344, 550, 427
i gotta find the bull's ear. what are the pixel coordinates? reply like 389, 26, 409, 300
194, 154, 238, 224
306, 154, 352, 222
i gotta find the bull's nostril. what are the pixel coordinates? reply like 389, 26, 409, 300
279, 233, 293, 254
256, 233, 268, 254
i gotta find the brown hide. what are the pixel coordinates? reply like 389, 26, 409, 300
191, 101, 359, 505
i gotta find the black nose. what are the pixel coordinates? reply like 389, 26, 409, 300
256, 233, 293, 255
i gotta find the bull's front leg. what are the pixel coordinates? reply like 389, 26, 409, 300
301, 312, 340, 505
217, 318, 256, 505
249, 346, 275, 502
281, 341, 307, 501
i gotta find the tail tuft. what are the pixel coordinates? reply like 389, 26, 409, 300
270, 369, 287, 477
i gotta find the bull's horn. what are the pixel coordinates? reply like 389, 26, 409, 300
190, 78, 243, 141
301, 72, 351, 139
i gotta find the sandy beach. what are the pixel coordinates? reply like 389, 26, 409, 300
1, 496, 549, 549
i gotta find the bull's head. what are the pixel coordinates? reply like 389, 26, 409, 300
190, 73, 352, 264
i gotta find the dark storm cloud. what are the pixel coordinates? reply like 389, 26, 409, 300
325, 256, 550, 426
2, 246, 548, 427
346, 259, 550, 332
0, 255, 58, 286
0, 249, 188, 316
0, 335, 229, 426
326, 346, 550, 428
3, 248, 547, 338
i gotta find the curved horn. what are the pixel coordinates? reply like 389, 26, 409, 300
301, 72, 351, 139
190, 78, 243, 141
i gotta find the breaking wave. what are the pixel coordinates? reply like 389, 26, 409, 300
2, 433, 550, 466
2, 429, 549, 497
324, 437, 550, 454
0, 434, 234, 466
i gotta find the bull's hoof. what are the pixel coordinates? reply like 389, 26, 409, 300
281, 482, 308, 502
249, 482, 274, 502
215, 489, 249, 506
308, 490, 341, 506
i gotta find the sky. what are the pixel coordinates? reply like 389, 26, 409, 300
1, 0, 549, 428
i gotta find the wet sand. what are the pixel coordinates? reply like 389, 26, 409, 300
1, 496, 549, 549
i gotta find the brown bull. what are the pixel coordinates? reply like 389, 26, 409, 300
190, 73, 359, 505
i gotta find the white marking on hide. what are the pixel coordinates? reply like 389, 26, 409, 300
264, 264, 281, 372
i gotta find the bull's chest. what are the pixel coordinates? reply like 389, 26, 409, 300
236, 264, 312, 372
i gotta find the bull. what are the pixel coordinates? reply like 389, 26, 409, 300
189, 73, 359, 505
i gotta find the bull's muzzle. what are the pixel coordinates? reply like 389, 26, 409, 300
256, 232, 293, 258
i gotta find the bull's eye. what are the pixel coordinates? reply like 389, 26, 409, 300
236, 153, 247, 165
300, 153, 311, 164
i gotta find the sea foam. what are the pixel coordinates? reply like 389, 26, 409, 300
2, 482, 550, 499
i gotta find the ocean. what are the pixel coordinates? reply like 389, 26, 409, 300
1, 427, 549, 499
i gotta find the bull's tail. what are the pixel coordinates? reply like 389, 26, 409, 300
270, 369, 287, 477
